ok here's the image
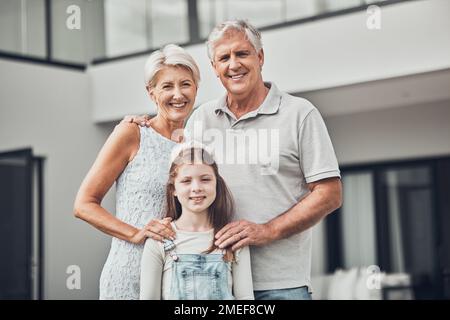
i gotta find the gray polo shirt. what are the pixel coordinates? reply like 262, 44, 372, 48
185, 82, 340, 291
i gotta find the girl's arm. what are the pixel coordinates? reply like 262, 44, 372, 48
74, 123, 174, 243
140, 239, 164, 299
232, 246, 255, 300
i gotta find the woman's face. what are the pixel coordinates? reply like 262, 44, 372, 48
148, 66, 197, 123
173, 164, 217, 215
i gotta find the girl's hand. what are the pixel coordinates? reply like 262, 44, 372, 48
129, 217, 176, 244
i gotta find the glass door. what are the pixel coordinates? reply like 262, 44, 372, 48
328, 157, 449, 299
0, 148, 42, 299
379, 166, 440, 299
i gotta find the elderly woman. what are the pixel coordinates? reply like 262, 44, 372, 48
73, 44, 200, 299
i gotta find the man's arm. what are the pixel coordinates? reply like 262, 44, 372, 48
215, 177, 342, 251
269, 177, 342, 239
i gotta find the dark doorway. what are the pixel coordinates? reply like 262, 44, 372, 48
326, 155, 450, 299
0, 148, 44, 299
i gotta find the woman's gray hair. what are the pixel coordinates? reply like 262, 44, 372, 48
206, 19, 262, 61
144, 44, 201, 87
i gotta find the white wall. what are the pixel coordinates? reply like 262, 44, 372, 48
0, 59, 114, 299
325, 99, 450, 165
91, 0, 450, 122
300, 69, 450, 117
263, 0, 450, 92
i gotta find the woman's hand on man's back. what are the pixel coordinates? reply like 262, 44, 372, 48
121, 115, 152, 127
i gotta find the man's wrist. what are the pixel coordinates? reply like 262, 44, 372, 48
263, 222, 279, 243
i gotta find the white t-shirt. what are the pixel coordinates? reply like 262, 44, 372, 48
140, 222, 254, 300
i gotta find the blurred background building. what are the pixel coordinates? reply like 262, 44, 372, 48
1, 0, 449, 299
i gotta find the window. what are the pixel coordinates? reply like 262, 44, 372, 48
326, 156, 450, 299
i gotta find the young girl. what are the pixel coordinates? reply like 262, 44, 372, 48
140, 144, 254, 300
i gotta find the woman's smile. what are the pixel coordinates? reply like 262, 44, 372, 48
169, 101, 188, 109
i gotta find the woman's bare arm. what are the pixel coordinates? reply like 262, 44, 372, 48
74, 123, 175, 243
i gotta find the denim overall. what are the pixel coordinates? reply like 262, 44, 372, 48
163, 240, 234, 300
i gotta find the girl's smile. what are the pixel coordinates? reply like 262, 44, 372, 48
190, 195, 207, 203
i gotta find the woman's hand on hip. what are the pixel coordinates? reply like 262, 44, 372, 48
121, 114, 152, 127
129, 217, 176, 244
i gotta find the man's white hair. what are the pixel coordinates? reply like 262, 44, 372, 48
144, 44, 200, 87
206, 19, 263, 61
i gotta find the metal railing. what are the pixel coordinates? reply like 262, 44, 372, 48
0, 0, 413, 69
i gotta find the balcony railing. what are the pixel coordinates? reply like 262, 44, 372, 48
0, 0, 413, 68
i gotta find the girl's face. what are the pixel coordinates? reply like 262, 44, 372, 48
173, 164, 217, 215
148, 66, 197, 123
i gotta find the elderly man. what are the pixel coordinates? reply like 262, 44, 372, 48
129, 20, 342, 300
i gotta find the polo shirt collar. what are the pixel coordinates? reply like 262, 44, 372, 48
214, 82, 282, 116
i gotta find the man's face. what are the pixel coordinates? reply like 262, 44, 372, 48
211, 30, 264, 98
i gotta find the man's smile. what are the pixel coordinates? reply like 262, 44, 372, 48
228, 72, 247, 81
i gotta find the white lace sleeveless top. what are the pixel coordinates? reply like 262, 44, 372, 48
99, 126, 176, 299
